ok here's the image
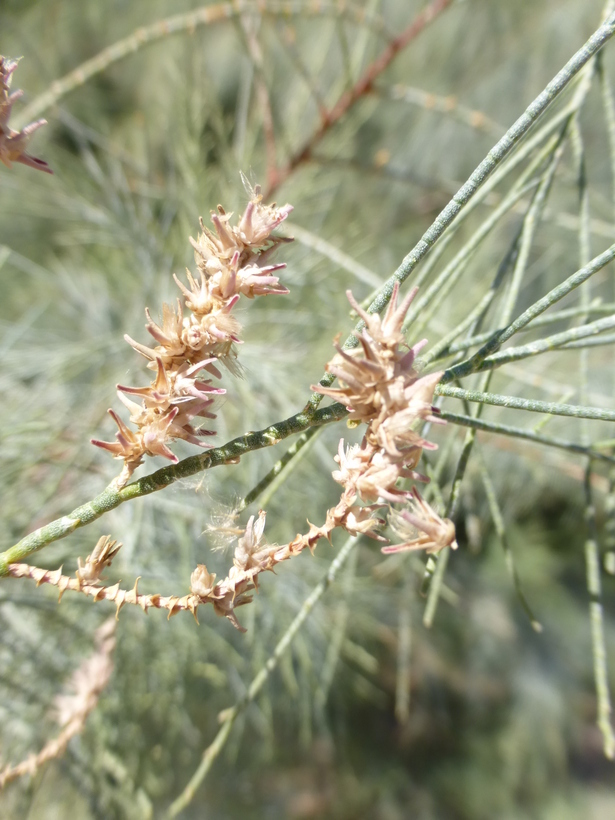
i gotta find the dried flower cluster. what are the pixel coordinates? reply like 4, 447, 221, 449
0, 56, 52, 174
76, 535, 122, 586
318, 285, 457, 554
0, 618, 116, 789
11, 281, 456, 631
92, 178, 293, 486
179, 287, 459, 626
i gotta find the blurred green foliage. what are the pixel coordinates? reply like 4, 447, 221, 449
1, 0, 615, 817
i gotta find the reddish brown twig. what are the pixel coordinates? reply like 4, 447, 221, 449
265, 0, 454, 198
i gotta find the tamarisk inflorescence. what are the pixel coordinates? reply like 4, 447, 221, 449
92, 176, 293, 486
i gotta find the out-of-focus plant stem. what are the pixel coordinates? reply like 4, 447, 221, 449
584, 462, 615, 759
167, 534, 359, 817
13, 1, 390, 130
439, 411, 615, 464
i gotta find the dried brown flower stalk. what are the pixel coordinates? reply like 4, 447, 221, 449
8, 508, 353, 631
92, 178, 292, 486
0, 618, 116, 789
0, 57, 52, 174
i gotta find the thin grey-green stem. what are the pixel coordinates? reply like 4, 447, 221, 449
239, 427, 322, 512
286, 222, 383, 289
167, 534, 359, 817
501, 138, 568, 324
442, 244, 615, 384
315, 544, 359, 713
531, 388, 575, 434
382, 17, 614, 302
421, 290, 501, 368
469, 313, 615, 372
433, 57, 590, 377
397, 102, 577, 302
606, 463, 615, 555
599, 53, 615, 218
571, 115, 593, 449
411, 125, 566, 339
0, 402, 348, 574
561, 331, 615, 349
421, 232, 526, 607
416, 440, 464, 610
395, 563, 413, 725
423, 136, 565, 620
407, 177, 541, 339
584, 462, 615, 759
425, 382, 499, 624
436, 302, 615, 359
478, 450, 542, 631
421, 224, 524, 367
423, 361, 500, 615
436, 385, 615, 423
383, 83, 503, 137
439, 410, 615, 464
422, 421, 475, 626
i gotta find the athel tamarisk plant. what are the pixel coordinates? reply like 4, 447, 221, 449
3, 2, 615, 813
0, 52, 456, 790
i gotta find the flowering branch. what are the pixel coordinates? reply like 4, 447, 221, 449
8, 284, 456, 630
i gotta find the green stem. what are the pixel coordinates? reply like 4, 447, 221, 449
436, 384, 615, 423
435, 302, 615, 358
561, 331, 615, 349
239, 427, 321, 511
473, 313, 615, 370
0, 402, 348, 574
442, 245, 615, 384
439, 410, 615, 463
478, 451, 542, 631
584, 462, 615, 759
423, 420, 475, 626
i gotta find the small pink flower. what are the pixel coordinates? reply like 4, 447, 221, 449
190, 564, 217, 598
0, 57, 52, 174
382, 490, 457, 555
233, 511, 268, 571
